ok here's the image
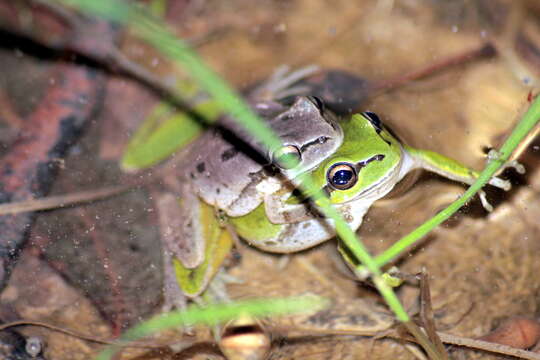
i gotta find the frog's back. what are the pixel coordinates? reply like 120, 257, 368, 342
180, 97, 343, 217
179, 100, 286, 216
181, 129, 266, 216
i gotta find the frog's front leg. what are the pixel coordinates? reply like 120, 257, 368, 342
231, 199, 372, 253
263, 191, 315, 224
156, 183, 233, 310
404, 145, 524, 211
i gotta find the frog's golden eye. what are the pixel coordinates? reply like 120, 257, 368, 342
327, 163, 357, 190
273, 145, 302, 169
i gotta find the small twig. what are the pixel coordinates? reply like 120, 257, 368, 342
437, 332, 540, 360
510, 114, 540, 161
281, 326, 540, 360
0, 185, 131, 215
0, 320, 120, 346
419, 269, 448, 360
0, 320, 191, 349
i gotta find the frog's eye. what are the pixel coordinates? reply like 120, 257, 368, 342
327, 163, 357, 190
362, 111, 383, 131
273, 145, 302, 169
307, 96, 325, 112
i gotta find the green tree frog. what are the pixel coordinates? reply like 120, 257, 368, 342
160, 107, 517, 309
231, 110, 518, 256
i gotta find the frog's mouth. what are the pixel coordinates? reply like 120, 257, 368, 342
355, 156, 403, 200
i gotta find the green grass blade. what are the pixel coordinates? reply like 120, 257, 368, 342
121, 103, 203, 170
95, 296, 328, 360
297, 174, 410, 321
121, 100, 222, 170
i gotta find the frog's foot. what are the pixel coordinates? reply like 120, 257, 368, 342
191, 270, 244, 342
351, 266, 409, 287
162, 265, 241, 312
478, 190, 494, 212
485, 149, 526, 191
251, 65, 320, 101
477, 150, 526, 211
205, 270, 244, 304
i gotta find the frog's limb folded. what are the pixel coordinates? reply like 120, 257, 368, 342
263, 192, 315, 224
231, 196, 371, 254
157, 189, 205, 269
156, 186, 233, 309
161, 248, 188, 311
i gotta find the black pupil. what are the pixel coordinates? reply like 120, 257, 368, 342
333, 169, 353, 186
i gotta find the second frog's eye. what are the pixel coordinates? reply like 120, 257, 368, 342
327, 163, 357, 190
362, 111, 383, 131
272, 145, 302, 169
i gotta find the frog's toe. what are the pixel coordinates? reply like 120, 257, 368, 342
269, 65, 320, 93
488, 177, 512, 191
504, 159, 526, 174
271, 85, 313, 100
478, 190, 494, 212
276, 254, 290, 270
206, 270, 244, 303
487, 149, 526, 176
252, 65, 320, 101
217, 271, 244, 285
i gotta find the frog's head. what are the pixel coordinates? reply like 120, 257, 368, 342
309, 112, 404, 204
267, 96, 344, 179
